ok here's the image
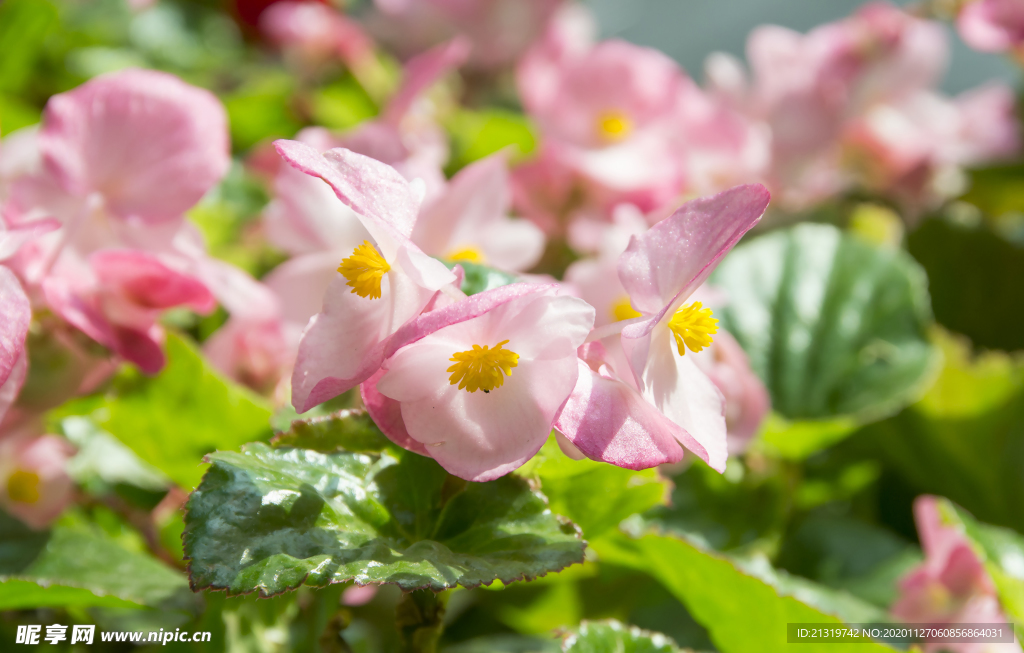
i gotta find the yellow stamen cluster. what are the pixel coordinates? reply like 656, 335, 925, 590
611, 296, 642, 321
597, 111, 633, 142
446, 246, 486, 264
7, 469, 40, 505
448, 340, 520, 393
667, 301, 718, 356
338, 241, 390, 300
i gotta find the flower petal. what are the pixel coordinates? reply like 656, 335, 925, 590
0, 267, 30, 389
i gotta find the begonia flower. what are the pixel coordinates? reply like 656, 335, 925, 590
556, 184, 770, 472
0, 430, 75, 530
892, 496, 1022, 653
958, 0, 1024, 55
260, 1, 373, 71
361, 283, 594, 481
0, 267, 30, 423
412, 153, 545, 271
368, 0, 562, 70
275, 140, 456, 412
42, 250, 216, 375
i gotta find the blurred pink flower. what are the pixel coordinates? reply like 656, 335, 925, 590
556, 185, 770, 472
0, 268, 30, 424
42, 250, 216, 375
0, 430, 75, 530
260, 1, 373, 71
275, 140, 456, 412
368, 0, 562, 70
958, 0, 1024, 54
892, 496, 1021, 653
412, 153, 545, 271
362, 283, 593, 481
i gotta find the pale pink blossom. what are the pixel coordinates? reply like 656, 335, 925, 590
958, 0, 1024, 54
260, 1, 373, 70
361, 283, 594, 481
692, 331, 769, 454
412, 153, 545, 271
0, 430, 75, 530
42, 250, 216, 374
0, 268, 30, 424
368, 0, 562, 70
556, 185, 770, 472
275, 140, 457, 412
892, 496, 1021, 653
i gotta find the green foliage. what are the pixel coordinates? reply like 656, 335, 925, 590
938, 500, 1024, 642
271, 409, 390, 453
446, 109, 537, 173
54, 333, 273, 490
0, 511, 193, 613
184, 441, 584, 595
855, 331, 1024, 532
712, 223, 938, 457
562, 620, 682, 653
519, 437, 670, 539
0, 0, 58, 96
907, 217, 1024, 351
310, 75, 378, 131
443, 259, 519, 295
593, 531, 897, 653
223, 74, 303, 152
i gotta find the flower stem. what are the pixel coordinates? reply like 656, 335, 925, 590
396, 589, 448, 653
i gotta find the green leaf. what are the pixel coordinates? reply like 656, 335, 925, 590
61, 416, 170, 493
711, 223, 938, 458
53, 333, 273, 490
0, 512, 193, 612
517, 436, 670, 539
907, 217, 1024, 351
855, 330, 1024, 532
184, 442, 584, 595
593, 531, 897, 653
563, 620, 682, 653
0, 0, 58, 95
270, 409, 390, 453
937, 499, 1024, 643
446, 109, 537, 174
309, 75, 378, 131
443, 259, 518, 296
223, 74, 303, 152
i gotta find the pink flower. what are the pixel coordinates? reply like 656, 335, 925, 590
260, 1, 373, 70
42, 250, 216, 374
0, 267, 30, 424
692, 331, 769, 454
958, 0, 1024, 54
556, 185, 770, 472
0, 431, 75, 530
275, 140, 457, 412
892, 496, 1021, 653
361, 283, 594, 481
412, 153, 545, 271
368, 0, 562, 70
35, 68, 229, 226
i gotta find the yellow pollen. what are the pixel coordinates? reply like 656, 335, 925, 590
667, 301, 718, 356
611, 296, 642, 321
446, 246, 486, 264
447, 340, 520, 393
7, 470, 40, 505
597, 111, 633, 142
338, 240, 390, 300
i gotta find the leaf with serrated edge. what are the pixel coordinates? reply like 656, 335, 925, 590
270, 409, 389, 453
184, 443, 584, 595
562, 620, 683, 653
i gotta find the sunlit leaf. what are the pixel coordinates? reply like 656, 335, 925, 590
562, 620, 682, 653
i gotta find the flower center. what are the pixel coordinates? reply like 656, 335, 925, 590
667, 301, 718, 356
338, 240, 390, 300
7, 469, 40, 505
448, 340, 520, 393
611, 295, 641, 321
446, 246, 486, 264
597, 111, 633, 142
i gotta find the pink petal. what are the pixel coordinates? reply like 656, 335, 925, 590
555, 356, 684, 469
262, 252, 340, 329
91, 250, 215, 313
359, 368, 430, 456
111, 324, 166, 375
0, 267, 30, 389
273, 140, 420, 239
640, 327, 728, 472
0, 217, 60, 262
39, 68, 229, 223
383, 38, 470, 125
0, 352, 28, 424
618, 184, 770, 315
0, 434, 76, 530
